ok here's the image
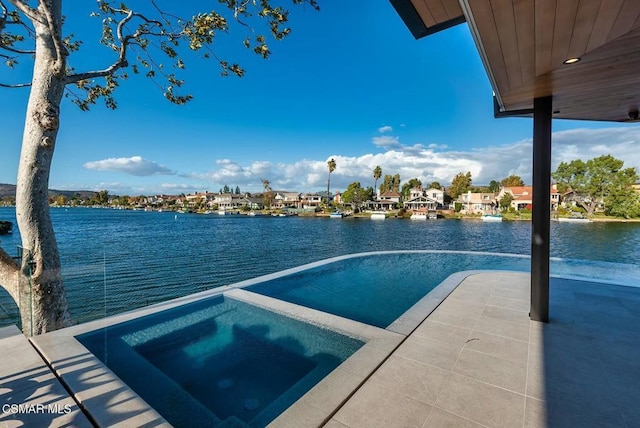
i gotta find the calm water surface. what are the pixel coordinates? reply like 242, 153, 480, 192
1, 207, 639, 327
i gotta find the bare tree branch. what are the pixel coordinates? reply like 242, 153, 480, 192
150, 0, 185, 29
6, 0, 38, 22
65, 10, 162, 84
0, 81, 31, 87
0, 43, 35, 54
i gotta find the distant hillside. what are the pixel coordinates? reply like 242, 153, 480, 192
0, 183, 97, 199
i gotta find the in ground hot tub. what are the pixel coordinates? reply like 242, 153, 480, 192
77, 295, 363, 427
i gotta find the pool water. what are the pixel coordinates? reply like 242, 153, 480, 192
247, 252, 532, 327
78, 295, 363, 427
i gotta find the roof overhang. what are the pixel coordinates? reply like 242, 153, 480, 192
393, 0, 640, 123
389, 0, 466, 39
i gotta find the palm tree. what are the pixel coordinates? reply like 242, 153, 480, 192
261, 179, 272, 209
373, 165, 382, 194
327, 158, 337, 205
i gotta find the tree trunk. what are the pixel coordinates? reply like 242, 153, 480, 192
13, 1, 70, 335
578, 199, 595, 216
0, 249, 20, 304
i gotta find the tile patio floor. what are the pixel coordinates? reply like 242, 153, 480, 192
326, 272, 640, 428
0, 325, 92, 427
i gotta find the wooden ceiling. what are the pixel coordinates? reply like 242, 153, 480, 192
393, 0, 640, 122
410, 0, 463, 28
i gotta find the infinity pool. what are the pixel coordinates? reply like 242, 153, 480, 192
247, 251, 532, 327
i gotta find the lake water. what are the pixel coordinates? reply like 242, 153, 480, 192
1, 207, 639, 327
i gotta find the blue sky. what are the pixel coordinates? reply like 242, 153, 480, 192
1, 0, 639, 195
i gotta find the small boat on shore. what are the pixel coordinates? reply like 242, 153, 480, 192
555, 217, 591, 223
370, 211, 386, 220
481, 214, 503, 222
553, 212, 591, 223
329, 211, 344, 219
410, 212, 428, 220
410, 210, 437, 220
0, 220, 12, 235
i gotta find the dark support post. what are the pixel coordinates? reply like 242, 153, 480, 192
530, 96, 552, 322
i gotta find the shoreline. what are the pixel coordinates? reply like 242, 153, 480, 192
3, 205, 640, 222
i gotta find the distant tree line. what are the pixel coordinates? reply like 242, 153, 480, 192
553, 154, 639, 218
338, 154, 639, 218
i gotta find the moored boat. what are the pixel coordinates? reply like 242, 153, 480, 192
410, 212, 428, 220
553, 212, 591, 223
329, 211, 343, 218
481, 214, 503, 222
370, 211, 386, 220
556, 217, 591, 223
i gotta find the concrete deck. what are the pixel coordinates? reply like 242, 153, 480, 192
327, 272, 640, 428
2, 271, 639, 427
0, 325, 92, 427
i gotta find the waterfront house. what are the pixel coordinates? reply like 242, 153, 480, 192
403, 195, 438, 211
333, 191, 342, 205
184, 191, 212, 207
367, 190, 402, 211
458, 192, 498, 214
236, 197, 263, 210
497, 185, 560, 211
300, 193, 323, 209
402, 186, 444, 211
274, 192, 301, 209
211, 193, 234, 210
405, 187, 445, 211
427, 188, 445, 206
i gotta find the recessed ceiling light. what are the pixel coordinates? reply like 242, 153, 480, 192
563, 57, 581, 65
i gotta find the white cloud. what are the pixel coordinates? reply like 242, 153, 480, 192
160, 183, 196, 190
51, 181, 191, 196
378, 125, 393, 133
85, 127, 640, 195
265, 127, 638, 190
461, 127, 640, 184
83, 156, 175, 176
551, 128, 640, 166
428, 143, 448, 150
372, 135, 400, 149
